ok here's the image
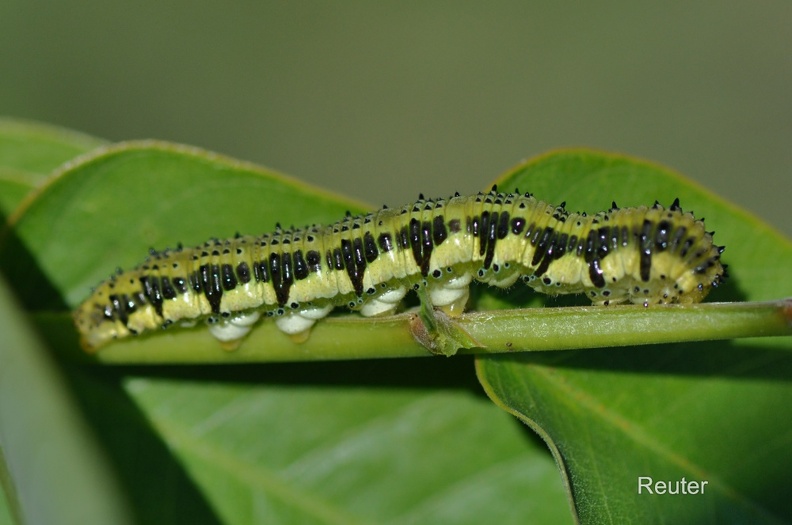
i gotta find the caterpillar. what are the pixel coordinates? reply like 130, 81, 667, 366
74, 188, 726, 351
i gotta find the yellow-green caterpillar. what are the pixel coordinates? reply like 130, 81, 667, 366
74, 188, 726, 350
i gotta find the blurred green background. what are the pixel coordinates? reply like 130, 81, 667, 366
1, 1, 789, 235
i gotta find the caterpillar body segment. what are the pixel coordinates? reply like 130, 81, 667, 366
74, 189, 726, 350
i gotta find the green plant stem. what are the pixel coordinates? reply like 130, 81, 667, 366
37, 299, 792, 364
460, 299, 792, 352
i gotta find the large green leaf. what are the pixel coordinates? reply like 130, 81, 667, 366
476, 151, 792, 523
0, 117, 106, 217
0, 141, 571, 524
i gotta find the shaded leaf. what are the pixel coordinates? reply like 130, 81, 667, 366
476, 150, 792, 523
0, 276, 132, 525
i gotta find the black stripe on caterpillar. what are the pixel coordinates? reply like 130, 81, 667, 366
73, 188, 726, 350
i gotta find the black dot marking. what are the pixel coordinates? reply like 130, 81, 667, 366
306, 250, 321, 272
497, 212, 510, 239
341, 238, 365, 296
409, 218, 422, 266
236, 262, 251, 284
332, 248, 345, 270
528, 224, 542, 245
139, 276, 164, 317
680, 237, 695, 258
482, 211, 498, 269
293, 250, 309, 280
188, 273, 201, 292
510, 217, 525, 235
268, 253, 284, 305
198, 265, 223, 314
532, 227, 554, 266
640, 219, 654, 282
470, 215, 480, 239
588, 259, 606, 288
596, 227, 610, 258
109, 294, 128, 325
655, 220, 671, 251
432, 215, 448, 246
160, 277, 177, 300
407, 218, 435, 276
378, 232, 393, 253
353, 237, 367, 277
420, 220, 434, 276
221, 264, 238, 291
363, 231, 379, 263
257, 260, 271, 282
398, 226, 410, 249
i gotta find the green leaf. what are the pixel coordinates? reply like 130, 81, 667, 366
0, 117, 107, 217
0, 141, 571, 524
0, 275, 133, 525
476, 150, 792, 523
